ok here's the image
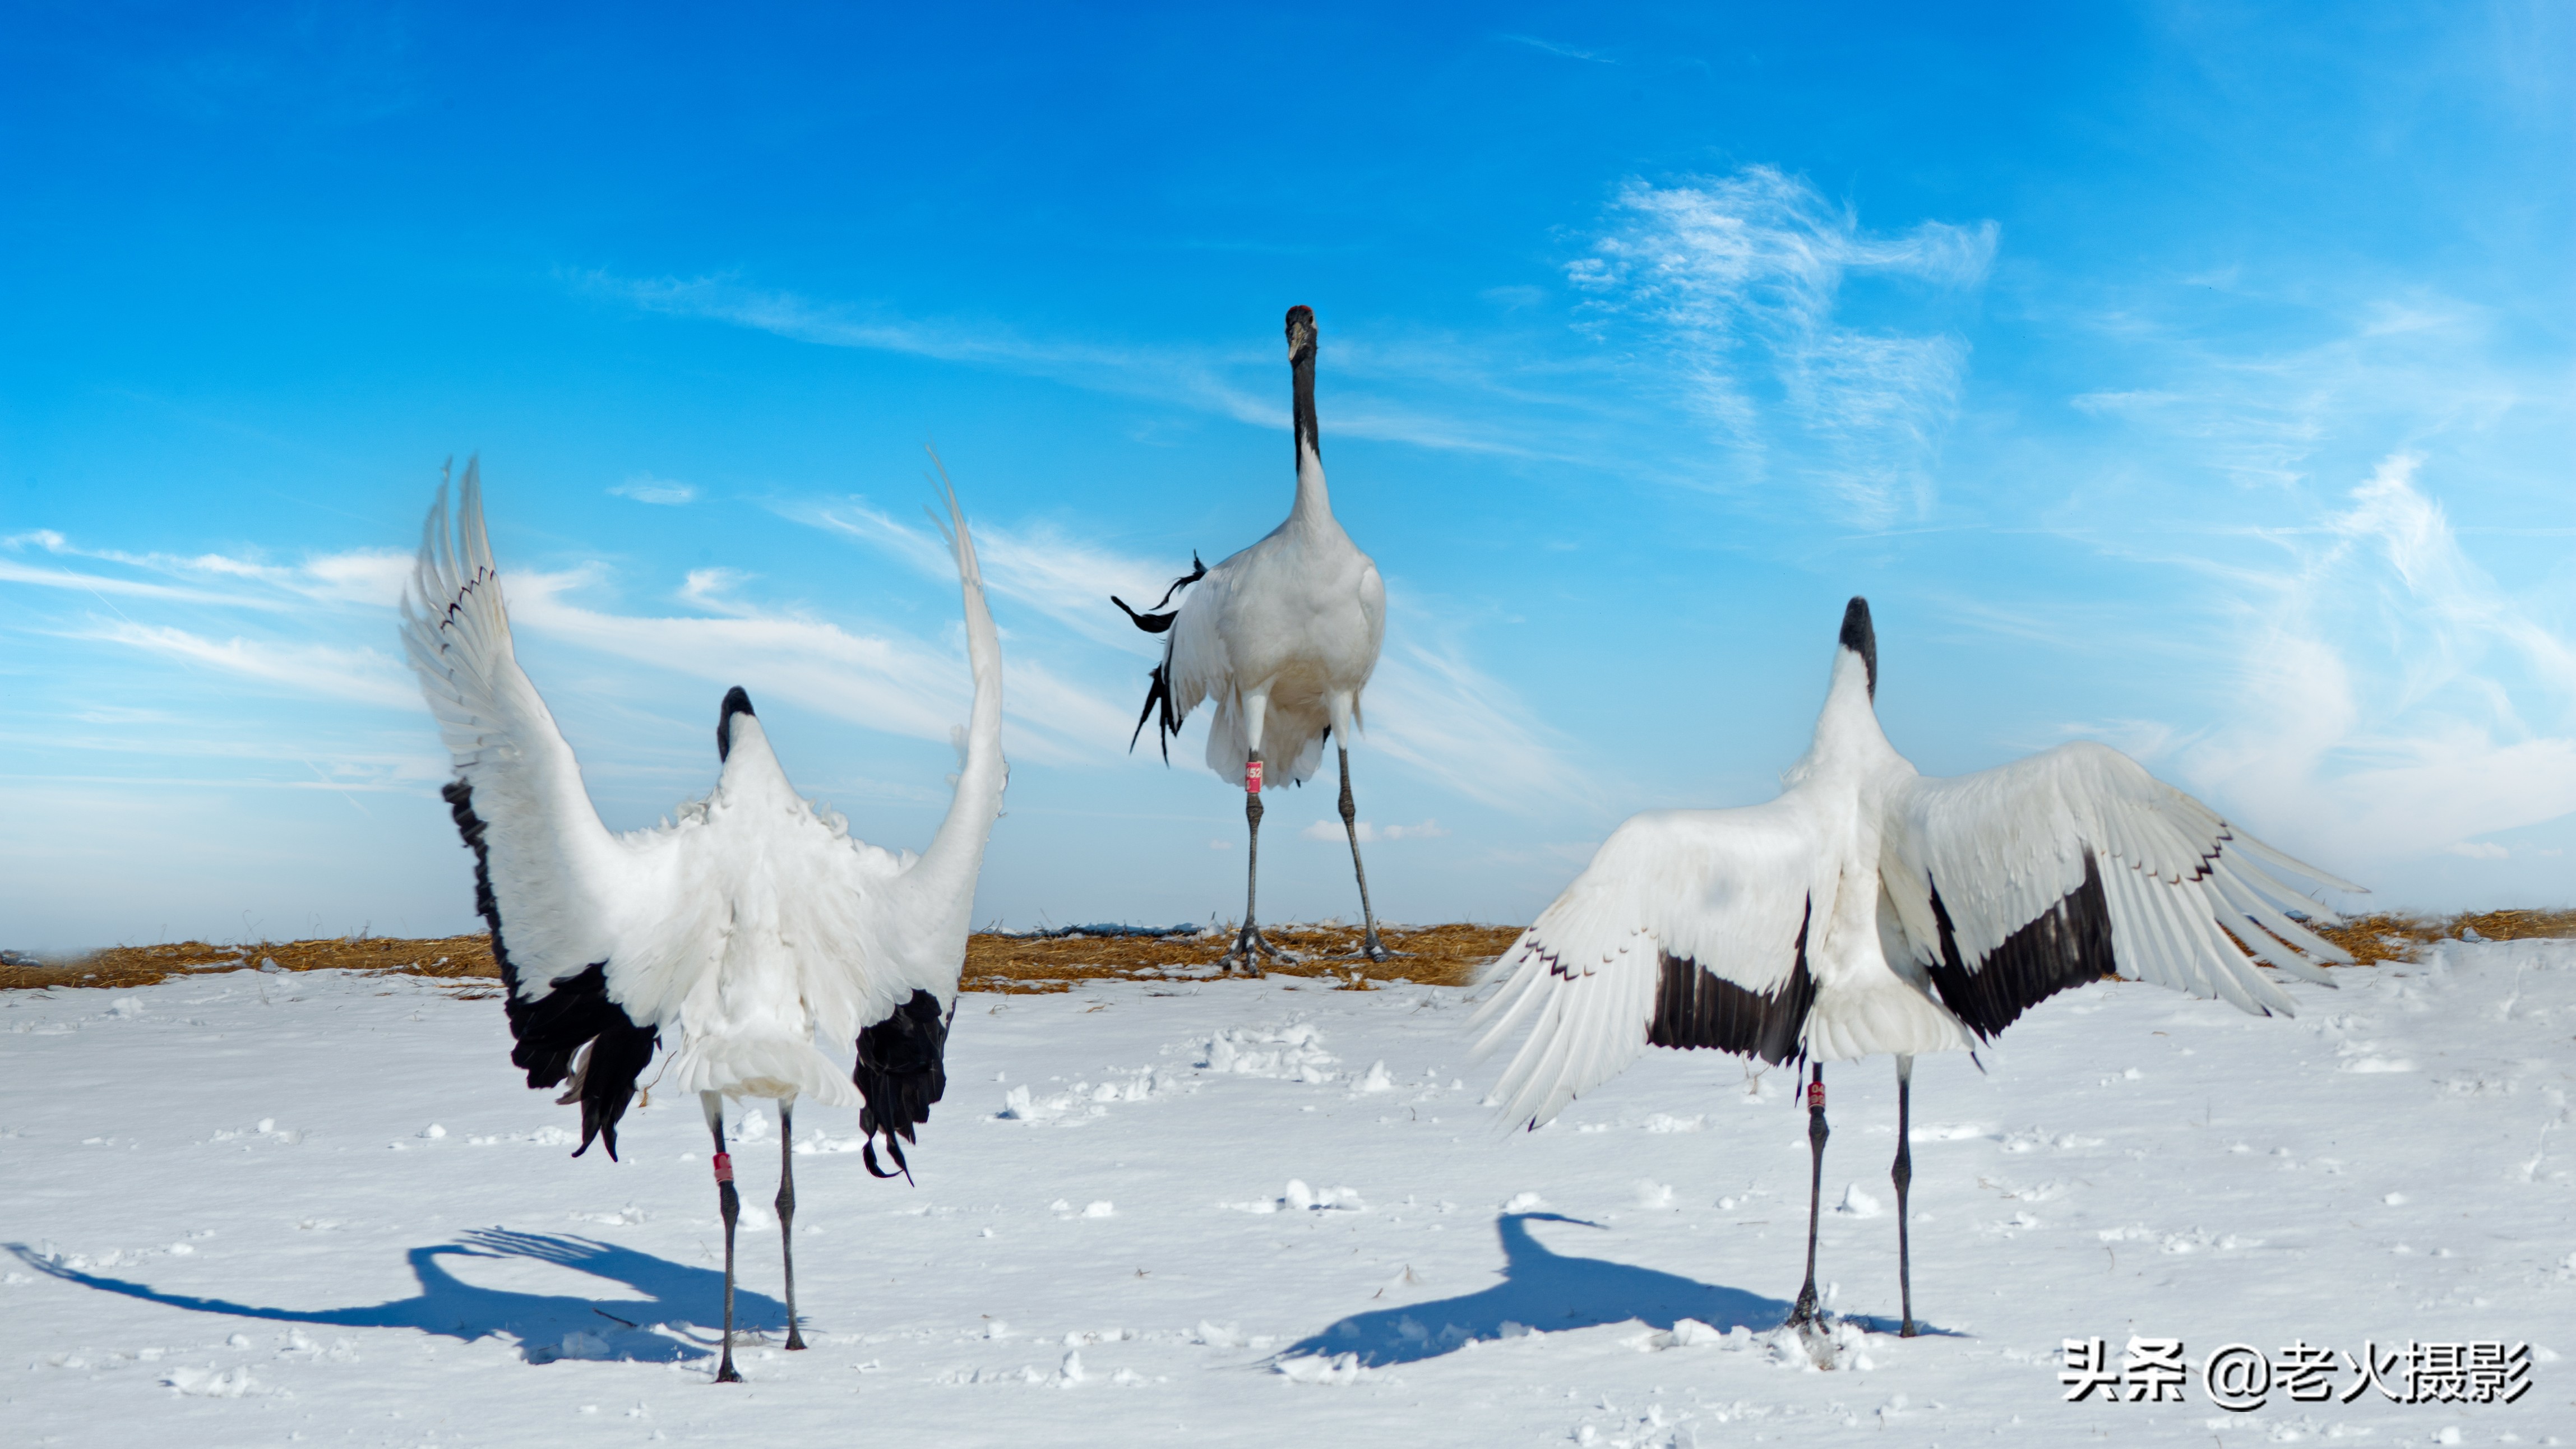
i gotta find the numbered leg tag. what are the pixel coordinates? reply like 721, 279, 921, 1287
1245, 761, 1264, 794
712, 1151, 734, 1183
1807, 1081, 1826, 1110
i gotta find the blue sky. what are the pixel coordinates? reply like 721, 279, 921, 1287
3, 3, 2569, 950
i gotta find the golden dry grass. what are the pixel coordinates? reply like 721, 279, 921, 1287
2307, 908, 2576, 967
960, 922, 1525, 993
7, 910, 2565, 996
0, 923, 1524, 995
0, 934, 503, 994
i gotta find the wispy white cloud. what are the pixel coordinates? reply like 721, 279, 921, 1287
0, 558, 253, 605
1299, 817, 1450, 842
785, 494, 1607, 809
500, 567, 1119, 768
1567, 167, 1997, 522
611, 475, 699, 505
578, 271, 1573, 462
86, 622, 420, 709
1361, 640, 1598, 812
789, 495, 1183, 655
678, 567, 757, 615
3, 529, 410, 608
1497, 34, 1614, 63
582, 270, 1277, 425
2172, 455, 2576, 876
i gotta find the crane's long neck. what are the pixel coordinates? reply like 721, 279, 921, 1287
1787, 649, 1900, 788
903, 498, 1009, 954
1289, 345, 1334, 527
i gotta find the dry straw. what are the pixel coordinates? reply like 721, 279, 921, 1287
7, 913, 2565, 997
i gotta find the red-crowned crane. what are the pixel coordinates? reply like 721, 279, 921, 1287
1473, 597, 2360, 1339
400, 461, 1006, 1382
1116, 305, 1390, 968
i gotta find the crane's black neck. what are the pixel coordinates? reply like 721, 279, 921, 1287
1291, 349, 1320, 466
718, 686, 755, 761
1839, 598, 1877, 699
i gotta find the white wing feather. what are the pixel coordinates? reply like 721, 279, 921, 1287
401, 462, 1007, 1071
802, 478, 1008, 1040
1473, 800, 1837, 1129
1879, 741, 2358, 1017
397, 461, 688, 1008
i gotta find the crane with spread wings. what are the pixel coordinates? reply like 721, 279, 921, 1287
400, 460, 1006, 1381
1474, 597, 2359, 1340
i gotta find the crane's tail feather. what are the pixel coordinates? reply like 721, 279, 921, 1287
1112, 595, 1178, 633
854, 989, 951, 1185
1129, 658, 1178, 761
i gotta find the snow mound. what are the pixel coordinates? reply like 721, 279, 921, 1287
1229, 1178, 1365, 1213
1274, 1351, 1391, 1385
996, 1067, 1174, 1123
1196, 1022, 1338, 1082
161, 1365, 263, 1397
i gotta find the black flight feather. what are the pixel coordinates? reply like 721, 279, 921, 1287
1645, 895, 1818, 1067
1925, 853, 2119, 1040
442, 777, 658, 1160
853, 989, 951, 1183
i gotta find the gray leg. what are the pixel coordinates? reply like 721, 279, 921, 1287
1893, 1055, 1916, 1338
1229, 752, 1278, 970
1336, 746, 1389, 961
701, 1091, 744, 1382
1786, 1063, 1829, 1328
776, 1098, 807, 1350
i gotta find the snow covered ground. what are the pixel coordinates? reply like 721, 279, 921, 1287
4, 939, 2572, 1447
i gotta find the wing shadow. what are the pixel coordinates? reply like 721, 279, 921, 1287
1284, 1212, 1792, 1367
6, 1228, 784, 1364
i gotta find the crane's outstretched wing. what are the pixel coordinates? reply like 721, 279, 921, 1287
1155, 550, 1237, 741
1472, 802, 1838, 1130
1879, 740, 2361, 1040
800, 470, 1009, 1179
399, 461, 684, 1158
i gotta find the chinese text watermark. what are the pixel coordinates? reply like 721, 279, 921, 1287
2060, 1336, 2532, 1410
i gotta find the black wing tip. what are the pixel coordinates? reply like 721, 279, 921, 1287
854, 989, 950, 1183
1838, 597, 1877, 698
438, 777, 525, 993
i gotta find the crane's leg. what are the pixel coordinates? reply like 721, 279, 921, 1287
1786, 1063, 1830, 1330
701, 1091, 744, 1382
775, 1096, 807, 1351
1229, 749, 1280, 970
1335, 745, 1391, 962
1891, 1055, 1916, 1338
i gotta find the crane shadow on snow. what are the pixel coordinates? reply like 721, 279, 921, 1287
1285, 1212, 1794, 1367
6, 1228, 779, 1364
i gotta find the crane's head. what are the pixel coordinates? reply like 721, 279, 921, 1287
717, 686, 756, 762
1285, 305, 1317, 364
1838, 597, 1877, 700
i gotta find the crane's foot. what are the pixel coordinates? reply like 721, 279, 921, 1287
1223, 924, 1284, 973
1328, 932, 1409, 964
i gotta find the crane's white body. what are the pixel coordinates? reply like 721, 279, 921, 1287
1477, 615, 2359, 1129
1164, 439, 1385, 788
400, 464, 1006, 1112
